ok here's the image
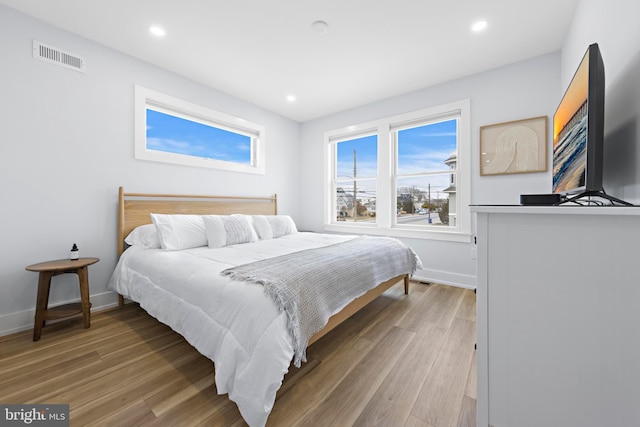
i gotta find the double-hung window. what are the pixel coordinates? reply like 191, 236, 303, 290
394, 117, 459, 227
135, 86, 265, 174
333, 133, 378, 223
325, 99, 470, 241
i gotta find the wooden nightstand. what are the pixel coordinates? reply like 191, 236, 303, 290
25, 257, 99, 341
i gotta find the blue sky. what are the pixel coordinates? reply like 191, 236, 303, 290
397, 119, 457, 174
147, 108, 456, 199
336, 135, 378, 179
336, 119, 457, 198
146, 109, 252, 164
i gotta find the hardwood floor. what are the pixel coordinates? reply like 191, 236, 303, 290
0, 282, 476, 427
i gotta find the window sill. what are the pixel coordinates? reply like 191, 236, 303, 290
323, 223, 472, 243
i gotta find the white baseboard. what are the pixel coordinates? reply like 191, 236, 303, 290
412, 267, 477, 290
1, 269, 477, 337
0, 291, 120, 338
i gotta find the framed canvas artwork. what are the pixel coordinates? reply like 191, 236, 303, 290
480, 116, 548, 176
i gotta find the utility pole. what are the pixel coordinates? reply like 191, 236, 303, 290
428, 182, 431, 219
353, 149, 357, 222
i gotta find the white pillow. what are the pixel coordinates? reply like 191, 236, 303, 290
251, 215, 273, 240
252, 215, 298, 239
268, 215, 298, 238
150, 214, 207, 250
204, 214, 258, 248
124, 224, 161, 249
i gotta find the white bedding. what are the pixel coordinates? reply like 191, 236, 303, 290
107, 232, 358, 427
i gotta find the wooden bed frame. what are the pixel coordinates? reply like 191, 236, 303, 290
116, 187, 409, 347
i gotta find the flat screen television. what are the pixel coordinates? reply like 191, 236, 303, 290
552, 43, 605, 197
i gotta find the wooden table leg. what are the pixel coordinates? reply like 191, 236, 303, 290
77, 266, 91, 329
33, 271, 52, 341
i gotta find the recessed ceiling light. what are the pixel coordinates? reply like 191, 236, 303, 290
311, 20, 329, 34
149, 26, 166, 37
471, 20, 488, 32
286, 95, 296, 102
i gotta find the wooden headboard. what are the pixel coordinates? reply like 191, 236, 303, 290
117, 187, 278, 255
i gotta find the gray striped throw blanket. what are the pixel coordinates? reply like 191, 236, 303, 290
221, 235, 422, 367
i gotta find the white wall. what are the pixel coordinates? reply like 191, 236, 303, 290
8, 0, 636, 336
0, 5, 301, 335
298, 52, 561, 288
562, 0, 640, 204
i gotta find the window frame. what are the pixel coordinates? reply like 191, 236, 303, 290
331, 130, 379, 225
324, 99, 471, 242
134, 85, 266, 174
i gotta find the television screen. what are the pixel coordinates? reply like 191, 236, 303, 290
552, 43, 604, 195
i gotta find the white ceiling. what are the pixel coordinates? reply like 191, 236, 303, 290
1, 0, 580, 122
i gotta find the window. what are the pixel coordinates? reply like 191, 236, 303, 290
335, 134, 377, 223
395, 118, 458, 227
325, 99, 470, 241
135, 86, 265, 174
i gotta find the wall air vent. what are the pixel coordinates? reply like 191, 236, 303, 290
33, 40, 86, 73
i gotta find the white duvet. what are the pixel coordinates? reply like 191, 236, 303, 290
107, 232, 357, 427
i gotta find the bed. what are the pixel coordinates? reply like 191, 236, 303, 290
108, 187, 421, 426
